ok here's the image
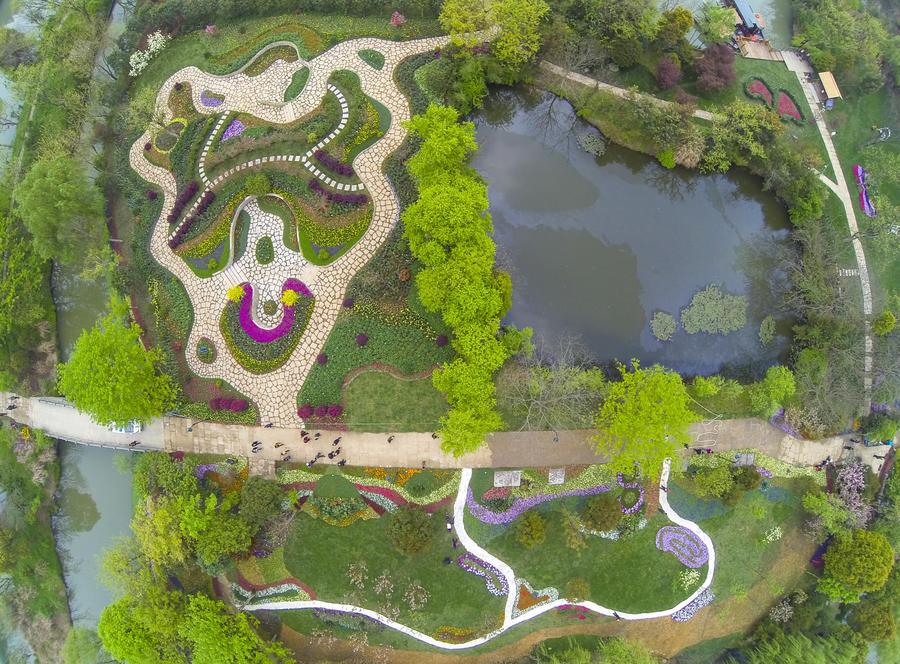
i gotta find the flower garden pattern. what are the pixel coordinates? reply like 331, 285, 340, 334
245, 460, 718, 650
129, 34, 454, 425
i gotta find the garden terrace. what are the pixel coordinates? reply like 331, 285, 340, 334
128, 30, 455, 425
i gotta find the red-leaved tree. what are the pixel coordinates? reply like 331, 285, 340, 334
695, 44, 736, 93
656, 56, 682, 90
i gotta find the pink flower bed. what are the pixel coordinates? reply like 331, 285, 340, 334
238, 278, 312, 343
747, 79, 773, 106
776, 92, 802, 121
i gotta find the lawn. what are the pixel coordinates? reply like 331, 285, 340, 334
344, 371, 448, 432
281, 506, 506, 637
669, 475, 815, 603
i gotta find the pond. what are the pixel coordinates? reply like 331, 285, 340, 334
54, 442, 134, 626
472, 88, 792, 377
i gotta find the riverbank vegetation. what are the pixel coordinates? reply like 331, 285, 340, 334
0, 428, 70, 662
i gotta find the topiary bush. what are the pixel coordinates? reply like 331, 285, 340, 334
388, 506, 433, 554
650, 311, 677, 341
581, 493, 622, 531
514, 511, 546, 549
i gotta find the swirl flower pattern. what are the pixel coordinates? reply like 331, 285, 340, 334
656, 525, 709, 568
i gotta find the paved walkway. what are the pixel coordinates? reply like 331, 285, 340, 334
130, 35, 452, 426
539, 61, 717, 121
246, 458, 716, 648
781, 50, 874, 400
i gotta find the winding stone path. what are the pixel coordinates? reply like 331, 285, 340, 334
130, 35, 451, 425
246, 459, 716, 649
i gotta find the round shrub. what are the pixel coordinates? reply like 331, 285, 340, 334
262, 300, 278, 316
694, 465, 734, 498
317, 353, 328, 365
581, 493, 622, 531
650, 311, 676, 341
297, 403, 314, 418
388, 507, 433, 554
515, 511, 546, 549
174, 82, 183, 91
144, 142, 152, 151
356, 333, 368, 346
327, 404, 343, 418
147, 190, 158, 200
342, 298, 354, 308
314, 405, 329, 417
436, 335, 448, 347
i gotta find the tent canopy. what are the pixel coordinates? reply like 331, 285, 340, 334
819, 71, 842, 99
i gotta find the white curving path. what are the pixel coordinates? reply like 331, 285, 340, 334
246, 459, 716, 650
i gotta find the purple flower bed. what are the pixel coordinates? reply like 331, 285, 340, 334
672, 588, 714, 622
239, 278, 312, 343
769, 408, 802, 438
457, 553, 508, 596
221, 118, 246, 141
466, 485, 611, 525
195, 463, 218, 478
200, 90, 224, 107
656, 526, 708, 568
209, 397, 249, 412
308, 178, 368, 205
617, 473, 645, 514
756, 466, 773, 479
315, 149, 354, 176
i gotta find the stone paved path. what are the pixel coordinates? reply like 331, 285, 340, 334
130, 35, 451, 425
539, 61, 718, 121
782, 50, 874, 400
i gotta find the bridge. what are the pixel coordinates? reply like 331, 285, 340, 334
2, 393, 880, 477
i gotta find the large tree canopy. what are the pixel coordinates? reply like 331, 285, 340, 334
819, 529, 894, 603
57, 296, 176, 425
13, 153, 106, 265
593, 361, 698, 478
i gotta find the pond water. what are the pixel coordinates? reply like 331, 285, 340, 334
472, 88, 792, 377
54, 443, 134, 626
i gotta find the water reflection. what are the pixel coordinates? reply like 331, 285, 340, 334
473, 89, 792, 377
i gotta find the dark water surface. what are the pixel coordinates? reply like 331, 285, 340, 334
473, 89, 791, 377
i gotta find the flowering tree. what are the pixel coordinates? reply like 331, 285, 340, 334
836, 461, 874, 527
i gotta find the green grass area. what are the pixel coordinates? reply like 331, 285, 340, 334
358, 48, 386, 70
464, 495, 699, 614
283, 67, 310, 102
672, 476, 814, 603
343, 371, 448, 432
282, 509, 506, 635
672, 633, 743, 663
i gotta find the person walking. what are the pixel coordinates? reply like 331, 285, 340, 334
387, 435, 394, 443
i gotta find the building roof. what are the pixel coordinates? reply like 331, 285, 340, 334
733, 0, 761, 30
819, 71, 842, 99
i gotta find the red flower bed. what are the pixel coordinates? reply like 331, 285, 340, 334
776, 91, 802, 121
746, 78, 773, 106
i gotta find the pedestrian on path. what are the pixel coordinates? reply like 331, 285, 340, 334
314, 432, 321, 440
334, 436, 342, 444
265, 423, 274, 428
661, 485, 668, 493
300, 429, 307, 436
422, 461, 427, 469
875, 454, 886, 460
431, 432, 438, 439
613, 612, 621, 621
338, 459, 347, 466
387, 435, 394, 443
275, 442, 284, 448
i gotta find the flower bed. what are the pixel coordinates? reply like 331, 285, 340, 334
238, 279, 312, 342
672, 587, 715, 622
655, 525, 709, 568
220, 282, 313, 374
510, 465, 616, 499
776, 91, 803, 123
314, 149, 354, 177
201, 90, 225, 107
688, 448, 825, 485
467, 484, 611, 525
512, 579, 559, 618
745, 78, 773, 106
457, 553, 509, 597
221, 118, 246, 142
617, 473, 645, 515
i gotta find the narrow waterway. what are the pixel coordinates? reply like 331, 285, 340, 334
54, 443, 134, 626
473, 88, 792, 377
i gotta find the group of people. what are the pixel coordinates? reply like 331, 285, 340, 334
249, 433, 349, 468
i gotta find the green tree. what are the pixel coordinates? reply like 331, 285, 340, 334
850, 600, 896, 641
490, 0, 549, 67
748, 365, 796, 418
819, 529, 894, 603
740, 629, 866, 664
593, 361, 698, 478
0, 526, 11, 571
388, 506, 433, 554
239, 476, 285, 535
57, 296, 176, 426
802, 491, 851, 535
595, 636, 659, 663
13, 153, 106, 265
439, 0, 489, 48
178, 493, 252, 568
98, 587, 186, 664
178, 593, 291, 663
703, 102, 783, 173
581, 493, 622, 531
582, 0, 659, 46
515, 510, 546, 548
61, 627, 109, 664
874, 310, 897, 336
697, 2, 735, 44
694, 465, 734, 498
655, 6, 694, 51
131, 496, 191, 570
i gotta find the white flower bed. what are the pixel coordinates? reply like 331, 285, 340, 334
672, 588, 715, 622
130, 31, 171, 77
688, 448, 825, 485
233, 581, 311, 603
